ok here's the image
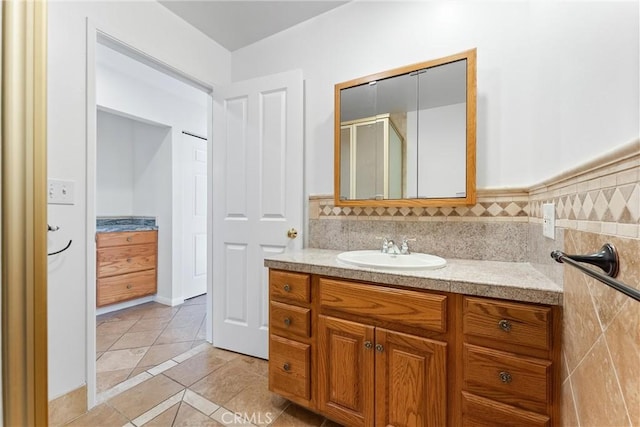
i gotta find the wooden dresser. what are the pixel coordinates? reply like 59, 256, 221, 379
96, 230, 158, 307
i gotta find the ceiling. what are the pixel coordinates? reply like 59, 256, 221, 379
158, 1, 349, 52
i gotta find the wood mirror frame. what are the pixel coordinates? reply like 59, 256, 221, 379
334, 49, 476, 207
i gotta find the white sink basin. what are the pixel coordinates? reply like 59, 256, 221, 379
337, 250, 446, 270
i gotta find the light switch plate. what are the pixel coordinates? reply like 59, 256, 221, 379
543, 202, 555, 239
48, 179, 75, 205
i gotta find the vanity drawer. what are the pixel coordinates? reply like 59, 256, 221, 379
461, 392, 550, 427
463, 297, 551, 351
97, 230, 158, 248
270, 301, 311, 339
463, 344, 551, 415
97, 244, 157, 278
269, 335, 311, 401
97, 269, 157, 307
319, 278, 447, 333
270, 270, 311, 304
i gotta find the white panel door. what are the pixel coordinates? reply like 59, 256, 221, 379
212, 70, 303, 359
182, 132, 208, 300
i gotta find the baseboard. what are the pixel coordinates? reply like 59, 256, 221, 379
95, 295, 155, 315
154, 295, 185, 307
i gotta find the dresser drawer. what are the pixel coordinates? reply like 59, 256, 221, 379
319, 278, 447, 333
463, 344, 551, 415
270, 301, 311, 339
463, 297, 551, 351
270, 270, 311, 304
461, 392, 550, 427
269, 335, 311, 401
97, 230, 158, 248
97, 244, 157, 278
97, 269, 157, 307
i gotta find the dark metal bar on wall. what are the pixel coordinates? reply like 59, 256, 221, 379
551, 244, 640, 303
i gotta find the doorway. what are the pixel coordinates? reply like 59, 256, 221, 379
86, 27, 213, 407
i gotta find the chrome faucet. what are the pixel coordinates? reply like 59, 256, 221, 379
378, 237, 416, 254
400, 238, 416, 254
387, 239, 400, 255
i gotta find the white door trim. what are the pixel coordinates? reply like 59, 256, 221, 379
84, 19, 214, 409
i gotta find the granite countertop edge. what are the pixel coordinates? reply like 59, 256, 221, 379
264, 249, 563, 306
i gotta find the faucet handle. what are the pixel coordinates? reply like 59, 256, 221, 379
400, 237, 416, 254
375, 236, 390, 253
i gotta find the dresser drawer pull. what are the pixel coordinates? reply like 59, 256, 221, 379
126, 237, 133, 242
364, 341, 373, 350
498, 319, 512, 332
375, 343, 384, 353
283, 317, 291, 327
127, 258, 133, 263
126, 284, 133, 289
283, 363, 291, 372
283, 284, 291, 292
498, 371, 512, 383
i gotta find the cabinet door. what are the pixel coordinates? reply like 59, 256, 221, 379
375, 328, 447, 427
318, 315, 374, 427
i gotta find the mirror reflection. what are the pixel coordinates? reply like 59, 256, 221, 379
335, 49, 476, 206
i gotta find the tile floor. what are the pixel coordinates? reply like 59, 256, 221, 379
78, 296, 342, 426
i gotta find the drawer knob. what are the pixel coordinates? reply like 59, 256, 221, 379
498, 319, 512, 332
375, 344, 384, 353
364, 341, 373, 350
126, 237, 133, 242
126, 284, 133, 289
127, 258, 133, 263
283, 284, 291, 292
283, 317, 291, 327
499, 371, 512, 383
283, 363, 291, 372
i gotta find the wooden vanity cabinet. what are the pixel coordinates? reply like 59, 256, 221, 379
268, 270, 315, 408
96, 230, 158, 307
317, 278, 448, 427
267, 269, 561, 427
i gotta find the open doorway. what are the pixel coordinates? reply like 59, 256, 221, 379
87, 30, 213, 406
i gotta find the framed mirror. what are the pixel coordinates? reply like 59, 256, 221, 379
334, 49, 476, 207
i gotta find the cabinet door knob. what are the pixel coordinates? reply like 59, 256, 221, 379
126, 237, 133, 242
283, 284, 291, 292
498, 319, 512, 332
284, 317, 291, 327
283, 363, 291, 372
375, 344, 384, 352
126, 284, 132, 289
364, 341, 373, 350
499, 371, 512, 383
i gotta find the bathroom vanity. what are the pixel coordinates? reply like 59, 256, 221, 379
265, 249, 561, 427
96, 218, 158, 307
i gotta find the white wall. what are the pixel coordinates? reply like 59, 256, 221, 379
96, 111, 135, 215
47, 0, 228, 400
231, 1, 639, 194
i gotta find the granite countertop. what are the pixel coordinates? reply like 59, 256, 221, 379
96, 217, 158, 233
264, 249, 563, 305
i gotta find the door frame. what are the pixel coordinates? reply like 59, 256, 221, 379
85, 20, 214, 408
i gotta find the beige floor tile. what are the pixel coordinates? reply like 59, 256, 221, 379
228, 355, 269, 378
96, 319, 137, 336
224, 376, 288, 426
96, 351, 104, 360
128, 318, 170, 333
110, 329, 163, 351
141, 305, 180, 320
163, 347, 228, 386
108, 374, 185, 420
190, 362, 262, 406
97, 347, 149, 373
97, 367, 133, 393
181, 295, 207, 306
145, 401, 180, 426
176, 304, 206, 316
96, 332, 124, 352
137, 342, 193, 367
97, 308, 145, 323
195, 321, 207, 340
174, 402, 223, 426
129, 365, 154, 378
155, 325, 199, 345
65, 403, 129, 427
207, 347, 242, 361
192, 339, 208, 349
168, 313, 205, 331
270, 403, 325, 427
